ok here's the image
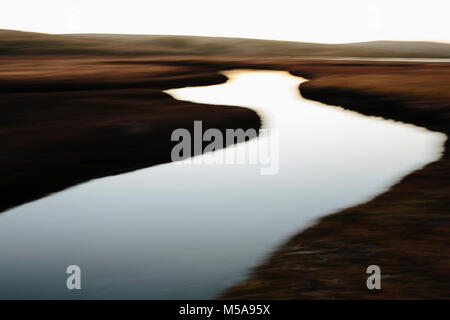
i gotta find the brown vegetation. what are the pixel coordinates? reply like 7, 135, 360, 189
1, 30, 450, 298
0, 57, 260, 213
222, 61, 450, 299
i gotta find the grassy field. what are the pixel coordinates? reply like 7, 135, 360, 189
0, 56, 260, 213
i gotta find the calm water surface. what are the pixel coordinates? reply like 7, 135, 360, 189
0, 70, 445, 299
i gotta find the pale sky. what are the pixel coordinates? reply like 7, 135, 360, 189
0, 0, 449, 43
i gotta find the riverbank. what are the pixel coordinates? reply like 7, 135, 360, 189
0, 57, 260, 213
221, 61, 450, 299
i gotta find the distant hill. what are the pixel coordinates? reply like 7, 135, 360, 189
1, 29, 449, 58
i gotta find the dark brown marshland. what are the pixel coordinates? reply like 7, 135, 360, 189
1, 30, 449, 299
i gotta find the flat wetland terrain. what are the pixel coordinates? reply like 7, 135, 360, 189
1, 30, 450, 298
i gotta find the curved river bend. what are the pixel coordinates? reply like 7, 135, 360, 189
0, 70, 445, 299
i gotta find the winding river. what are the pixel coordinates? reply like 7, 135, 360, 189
0, 70, 445, 299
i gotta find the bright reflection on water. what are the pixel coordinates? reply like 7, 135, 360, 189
0, 70, 446, 299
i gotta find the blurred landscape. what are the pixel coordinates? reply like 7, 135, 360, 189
1, 29, 450, 299
2, 29, 450, 58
